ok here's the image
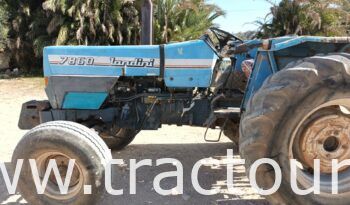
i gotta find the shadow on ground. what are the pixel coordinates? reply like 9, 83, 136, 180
0, 143, 268, 205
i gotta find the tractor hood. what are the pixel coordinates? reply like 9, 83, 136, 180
44, 40, 218, 88
43, 40, 218, 109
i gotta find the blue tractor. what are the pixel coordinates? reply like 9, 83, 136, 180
13, 25, 350, 204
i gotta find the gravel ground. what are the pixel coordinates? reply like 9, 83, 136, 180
0, 78, 267, 205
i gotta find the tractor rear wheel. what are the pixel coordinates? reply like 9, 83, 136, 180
240, 54, 350, 204
100, 128, 138, 150
12, 121, 112, 205
223, 120, 239, 146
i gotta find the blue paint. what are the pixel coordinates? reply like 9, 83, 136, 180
234, 39, 260, 72
44, 40, 217, 88
48, 65, 123, 76
44, 36, 350, 113
125, 67, 160, 76
164, 40, 217, 87
45, 45, 160, 58
272, 36, 326, 51
267, 52, 278, 72
242, 51, 274, 110
63, 92, 108, 110
241, 36, 350, 110
164, 69, 213, 88
165, 40, 216, 59
44, 45, 160, 77
44, 34, 350, 112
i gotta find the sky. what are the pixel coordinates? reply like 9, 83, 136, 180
210, 0, 281, 33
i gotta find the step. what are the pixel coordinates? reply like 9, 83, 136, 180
213, 107, 241, 118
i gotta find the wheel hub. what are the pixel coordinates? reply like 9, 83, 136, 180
46, 155, 81, 187
37, 152, 84, 200
299, 114, 350, 174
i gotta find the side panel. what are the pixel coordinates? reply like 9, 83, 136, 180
62, 92, 109, 110
45, 76, 117, 109
44, 45, 161, 77
164, 40, 217, 88
44, 45, 160, 109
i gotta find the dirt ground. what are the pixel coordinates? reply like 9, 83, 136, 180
0, 78, 267, 205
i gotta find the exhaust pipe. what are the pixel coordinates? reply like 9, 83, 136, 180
141, 0, 153, 45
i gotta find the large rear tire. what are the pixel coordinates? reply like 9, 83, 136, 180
240, 54, 350, 204
223, 120, 239, 146
100, 128, 138, 150
12, 121, 112, 205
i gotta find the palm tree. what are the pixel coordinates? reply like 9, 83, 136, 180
4, 0, 44, 72
41, 0, 140, 46
0, 2, 8, 50
153, 0, 225, 44
257, 0, 350, 38
4, 0, 225, 72
5, 0, 141, 71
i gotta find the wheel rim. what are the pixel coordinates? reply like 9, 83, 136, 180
36, 152, 84, 200
290, 99, 350, 194
298, 111, 350, 173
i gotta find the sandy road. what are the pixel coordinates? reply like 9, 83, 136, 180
0, 78, 267, 205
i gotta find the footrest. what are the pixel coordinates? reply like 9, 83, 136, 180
213, 107, 241, 119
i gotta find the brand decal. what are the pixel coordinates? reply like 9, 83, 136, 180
59, 57, 95, 66
110, 58, 155, 68
48, 55, 215, 69
49, 55, 158, 68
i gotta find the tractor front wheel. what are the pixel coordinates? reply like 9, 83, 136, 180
12, 121, 112, 205
240, 54, 350, 204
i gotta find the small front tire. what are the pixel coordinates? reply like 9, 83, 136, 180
12, 121, 112, 205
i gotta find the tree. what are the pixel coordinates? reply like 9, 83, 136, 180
0, 2, 8, 50
5, 0, 43, 71
153, 0, 224, 44
4, 0, 224, 72
257, 0, 350, 38
41, 0, 140, 47
5, 0, 141, 72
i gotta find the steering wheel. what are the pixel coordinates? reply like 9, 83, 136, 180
203, 27, 244, 57
209, 27, 244, 53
